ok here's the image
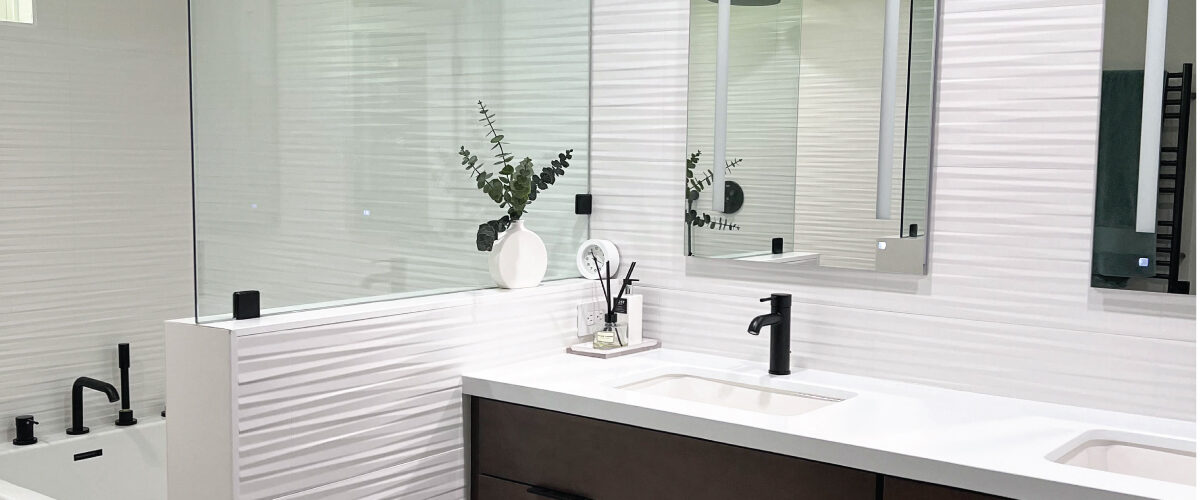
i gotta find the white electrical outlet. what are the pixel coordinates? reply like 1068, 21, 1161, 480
576, 300, 606, 338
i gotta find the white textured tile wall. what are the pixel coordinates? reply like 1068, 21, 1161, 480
0, 0, 192, 436
590, 0, 1196, 420
231, 280, 589, 499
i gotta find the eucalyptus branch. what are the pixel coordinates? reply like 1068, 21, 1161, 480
460, 146, 491, 194
530, 149, 573, 202
685, 151, 704, 195
477, 101, 514, 170
684, 149, 742, 232
685, 209, 740, 231
457, 101, 573, 251
692, 158, 743, 194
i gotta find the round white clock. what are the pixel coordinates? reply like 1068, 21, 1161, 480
576, 239, 621, 279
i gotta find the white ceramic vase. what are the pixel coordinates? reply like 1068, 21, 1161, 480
488, 220, 548, 289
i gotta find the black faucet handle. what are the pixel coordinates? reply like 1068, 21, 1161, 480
760, 293, 792, 309
14, 415, 38, 445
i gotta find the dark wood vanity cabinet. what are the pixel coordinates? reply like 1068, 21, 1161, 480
881, 477, 1006, 500
470, 398, 1007, 500
474, 474, 551, 500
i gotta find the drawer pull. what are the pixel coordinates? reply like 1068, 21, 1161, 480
526, 486, 590, 500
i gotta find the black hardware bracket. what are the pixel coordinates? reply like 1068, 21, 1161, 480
233, 290, 261, 320
574, 194, 592, 215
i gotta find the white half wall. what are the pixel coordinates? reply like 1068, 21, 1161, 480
166, 280, 590, 500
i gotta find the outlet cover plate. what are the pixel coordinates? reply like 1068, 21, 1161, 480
577, 300, 606, 338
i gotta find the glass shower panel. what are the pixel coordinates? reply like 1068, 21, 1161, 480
190, 0, 590, 320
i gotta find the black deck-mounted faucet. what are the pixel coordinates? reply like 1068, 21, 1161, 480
66, 377, 120, 435
748, 293, 792, 375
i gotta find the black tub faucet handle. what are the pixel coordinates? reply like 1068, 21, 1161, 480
14, 415, 39, 445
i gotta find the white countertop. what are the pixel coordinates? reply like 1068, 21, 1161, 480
462, 349, 1195, 500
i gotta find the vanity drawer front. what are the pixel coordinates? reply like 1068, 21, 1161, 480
472, 398, 877, 500
475, 475, 561, 500
882, 477, 1009, 500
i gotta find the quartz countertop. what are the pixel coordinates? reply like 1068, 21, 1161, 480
462, 349, 1194, 500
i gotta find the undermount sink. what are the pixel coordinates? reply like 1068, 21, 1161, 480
617, 374, 850, 416
1048, 430, 1196, 486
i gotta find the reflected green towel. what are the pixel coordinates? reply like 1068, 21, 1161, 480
1092, 70, 1155, 282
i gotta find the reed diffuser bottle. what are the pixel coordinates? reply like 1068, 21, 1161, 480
593, 312, 627, 350
589, 259, 637, 350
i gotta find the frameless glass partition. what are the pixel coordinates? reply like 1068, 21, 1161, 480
190, 0, 591, 320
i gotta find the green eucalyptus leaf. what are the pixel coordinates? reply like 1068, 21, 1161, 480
477, 223, 497, 251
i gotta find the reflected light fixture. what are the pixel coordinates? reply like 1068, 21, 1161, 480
711, 0, 780, 212
1136, 0, 1169, 233
876, 0, 901, 220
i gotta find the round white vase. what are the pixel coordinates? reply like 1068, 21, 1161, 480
488, 220, 548, 289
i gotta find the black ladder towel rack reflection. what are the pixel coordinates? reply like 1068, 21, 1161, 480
1155, 63, 1193, 294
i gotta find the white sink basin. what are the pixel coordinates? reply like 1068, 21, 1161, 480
617, 374, 849, 416
1048, 430, 1196, 486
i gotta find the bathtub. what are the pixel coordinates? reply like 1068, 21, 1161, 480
0, 417, 165, 500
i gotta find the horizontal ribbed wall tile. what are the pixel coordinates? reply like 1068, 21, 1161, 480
234, 281, 589, 499
277, 449, 464, 500
0, 0, 192, 436
642, 286, 1194, 419
590, 0, 1195, 419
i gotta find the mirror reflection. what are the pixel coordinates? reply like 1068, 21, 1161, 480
1091, 0, 1195, 294
685, 0, 937, 274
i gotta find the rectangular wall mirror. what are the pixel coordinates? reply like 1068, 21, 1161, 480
1091, 0, 1195, 295
684, 0, 938, 274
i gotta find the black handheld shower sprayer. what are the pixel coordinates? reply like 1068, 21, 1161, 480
115, 343, 137, 426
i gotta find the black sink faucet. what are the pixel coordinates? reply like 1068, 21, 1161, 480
66, 377, 120, 435
747, 293, 792, 376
